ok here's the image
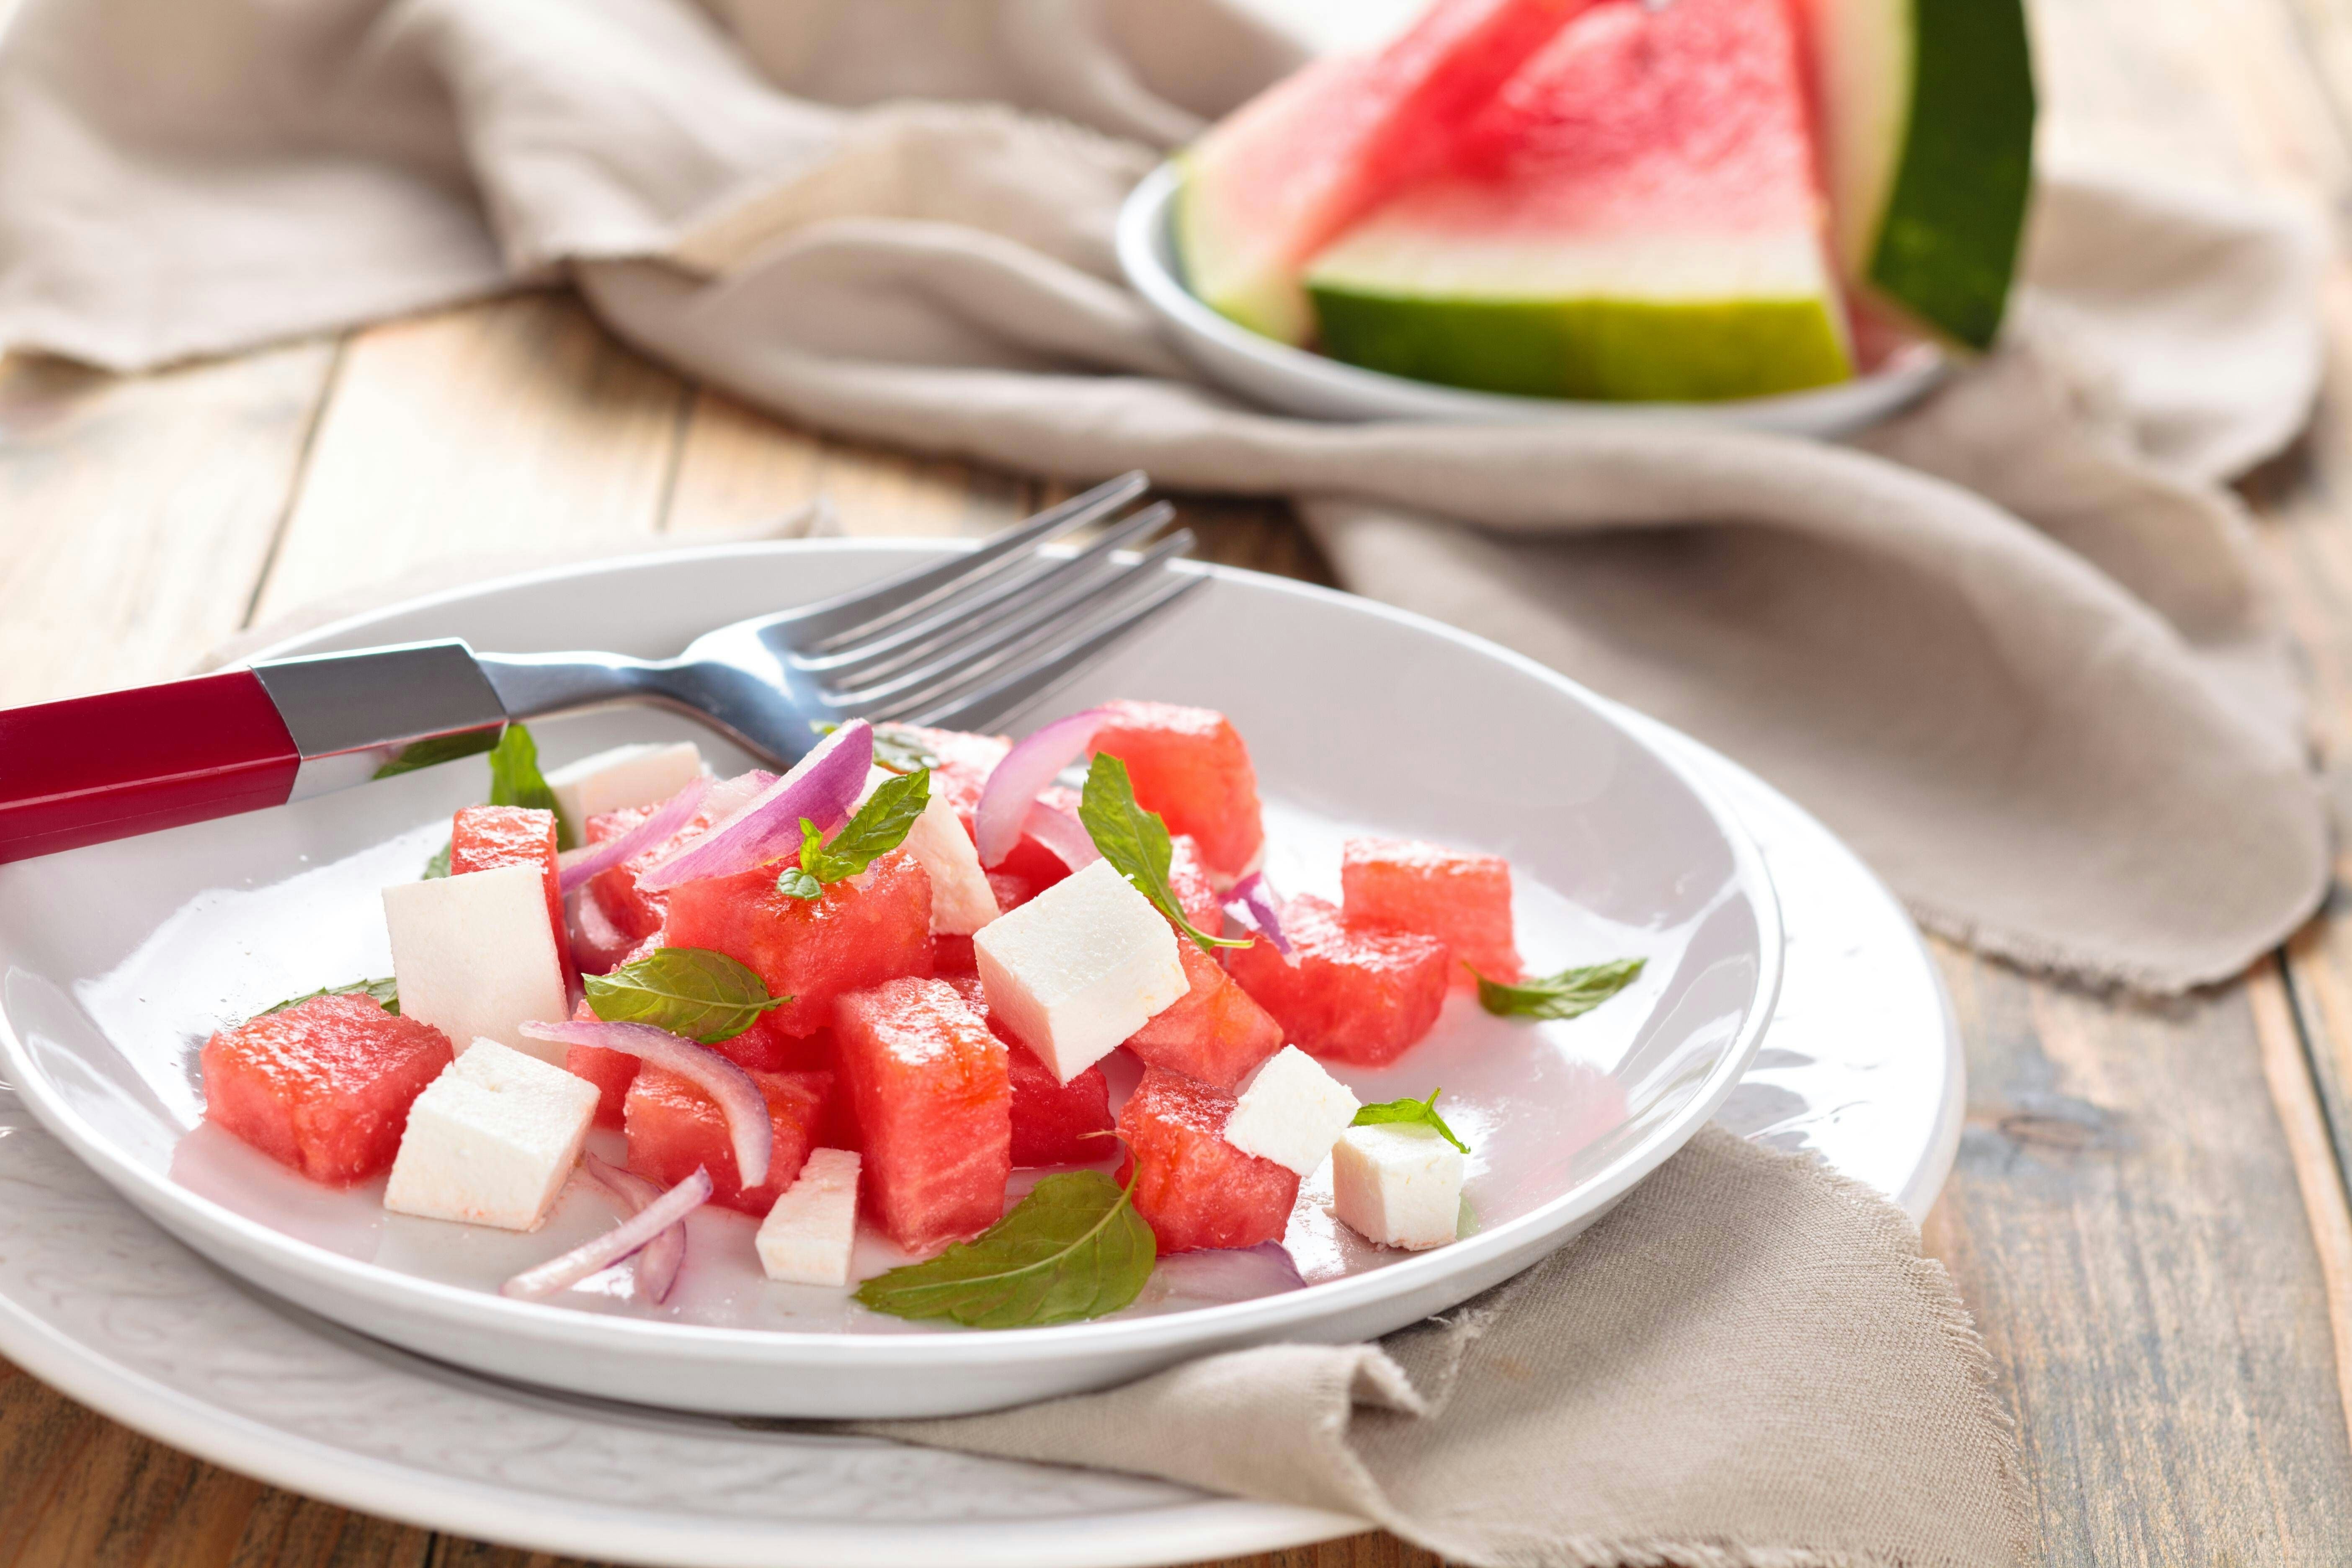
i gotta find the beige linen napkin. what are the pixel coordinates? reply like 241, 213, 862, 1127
0, 0, 2325, 994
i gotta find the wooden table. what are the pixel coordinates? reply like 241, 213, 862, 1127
8, 0, 2352, 1562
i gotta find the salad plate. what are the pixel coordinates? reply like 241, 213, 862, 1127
0, 543, 1782, 1418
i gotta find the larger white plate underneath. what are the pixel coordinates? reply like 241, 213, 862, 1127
0, 725, 1960, 1568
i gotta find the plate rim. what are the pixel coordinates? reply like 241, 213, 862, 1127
0, 542, 1783, 1378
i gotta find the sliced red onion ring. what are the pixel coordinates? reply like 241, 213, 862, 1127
1223, 872, 1292, 956
557, 776, 712, 894
520, 1019, 772, 1188
975, 707, 1111, 868
1021, 799, 1102, 872
579, 1151, 687, 1303
638, 723, 872, 892
502, 1166, 712, 1301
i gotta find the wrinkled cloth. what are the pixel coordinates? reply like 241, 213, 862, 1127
0, 2, 2326, 992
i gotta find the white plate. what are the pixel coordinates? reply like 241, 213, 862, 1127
0, 721, 1957, 1568
0, 545, 1780, 1418
1117, 162, 1949, 436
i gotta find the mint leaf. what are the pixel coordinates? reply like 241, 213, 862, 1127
813, 720, 940, 776
1475, 957, 1645, 1021
1077, 754, 1245, 953
583, 947, 790, 1043
422, 840, 451, 879
1353, 1088, 1469, 1153
373, 730, 498, 781
855, 1168, 1156, 1328
779, 770, 929, 898
485, 723, 573, 848
257, 976, 400, 1020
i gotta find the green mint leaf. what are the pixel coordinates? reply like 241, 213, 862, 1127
1352, 1088, 1469, 1153
485, 723, 574, 848
855, 1167, 1156, 1328
373, 730, 498, 780
1077, 754, 1245, 953
257, 976, 400, 1021
774, 863, 822, 900
582, 946, 791, 1043
1474, 957, 1646, 1021
422, 840, 451, 879
800, 770, 931, 887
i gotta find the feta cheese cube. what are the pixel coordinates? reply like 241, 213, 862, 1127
383, 863, 570, 1063
546, 741, 704, 826
1331, 1122, 1464, 1251
383, 1040, 598, 1231
1223, 1046, 1361, 1176
973, 859, 1186, 1083
859, 766, 997, 936
757, 1147, 861, 1286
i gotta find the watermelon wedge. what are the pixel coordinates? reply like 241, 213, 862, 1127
1303, 0, 1854, 401
1801, 0, 2034, 349
1176, 0, 1596, 345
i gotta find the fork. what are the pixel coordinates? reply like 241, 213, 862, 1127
0, 473, 1201, 863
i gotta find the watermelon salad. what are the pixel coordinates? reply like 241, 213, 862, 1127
1177, 0, 2035, 401
197, 704, 1643, 1329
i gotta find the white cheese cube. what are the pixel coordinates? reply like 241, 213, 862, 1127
546, 741, 704, 826
757, 1148, 861, 1286
1332, 1122, 1465, 1251
859, 766, 997, 936
973, 859, 1186, 1083
1224, 1047, 1361, 1176
382, 864, 570, 1064
383, 1040, 598, 1231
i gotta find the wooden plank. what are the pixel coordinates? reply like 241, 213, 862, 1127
2250, 958, 2352, 1457
0, 342, 336, 704
251, 293, 691, 623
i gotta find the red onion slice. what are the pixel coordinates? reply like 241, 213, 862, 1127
975, 708, 1111, 868
1224, 872, 1292, 956
1021, 799, 1102, 872
502, 1166, 712, 1301
521, 1019, 773, 1188
579, 1152, 687, 1303
638, 723, 873, 891
557, 776, 712, 894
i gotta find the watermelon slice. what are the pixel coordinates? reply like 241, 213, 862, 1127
833, 976, 1012, 1250
1125, 939, 1285, 1090
1177, 0, 1596, 344
451, 805, 575, 989
662, 850, 934, 1039
1800, 0, 2035, 348
1088, 701, 1264, 879
945, 976, 1115, 1167
1304, 0, 1854, 402
1341, 836, 1521, 988
201, 994, 455, 1185
1222, 895, 1450, 1067
1117, 1066, 1300, 1254
624, 1063, 831, 1216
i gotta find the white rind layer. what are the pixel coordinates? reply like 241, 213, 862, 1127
1803, 0, 1915, 274
1306, 219, 1841, 307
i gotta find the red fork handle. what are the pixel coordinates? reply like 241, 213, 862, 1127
0, 671, 301, 863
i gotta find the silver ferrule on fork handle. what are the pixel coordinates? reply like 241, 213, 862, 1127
250, 641, 508, 802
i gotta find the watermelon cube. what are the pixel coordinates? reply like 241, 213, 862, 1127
833, 976, 1011, 1251
1089, 701, 1264, 877
1222, 895, 1450, 1066
623, 1063, 831, 1216
1125, 939, 1284, 1089
583, 769, 771, 941
1341, 836, 1522, 987
888, 725, 1010, 835
946, 976, 1114, 1167
1116, 1066, 1300, 1253
451, 804, 574, 989
201, 993, 455, 1185
1166, 834, 1223, 936
990, 785, 1084, 892
663, 849, 933, 1038
560, 999, 637, 1130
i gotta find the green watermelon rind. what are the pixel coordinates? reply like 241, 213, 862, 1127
1173, 150, 1315, 345
1304, 284, 1855, 402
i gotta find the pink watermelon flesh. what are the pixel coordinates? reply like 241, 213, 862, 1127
451, 804, 575, 990
890, 725, 1011, 836
1178, 0, 1599, 343
624, 1063, 831, 1216
1341, 836, 1521, 988
1166, 834, 1223, 937
1117, 1066, 1300, 1254
1126, 938, 1286, 1090
1222, 894, 1450, 1067
663, 849, 934, 1039
945, 975, 1115, 1167
562, 998, 638, 1129
202, 993, 455, 1185
1088, 701, 1265, 879
833, 976, 1012, 1251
